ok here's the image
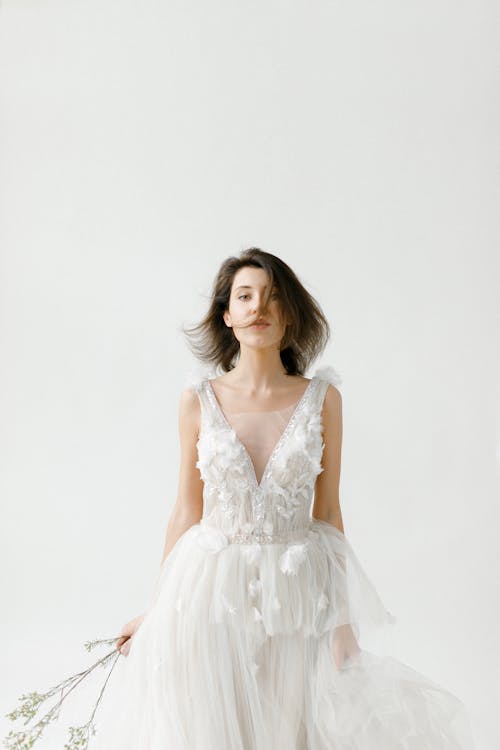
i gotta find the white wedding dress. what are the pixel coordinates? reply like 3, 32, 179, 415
91, 365, 475, 749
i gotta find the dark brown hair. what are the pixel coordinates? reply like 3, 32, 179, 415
182, 247, 330, 376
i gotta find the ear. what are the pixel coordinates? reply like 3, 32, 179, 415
223, 309, 232, 328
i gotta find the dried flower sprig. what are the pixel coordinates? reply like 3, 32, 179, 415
3, 635, 129, 750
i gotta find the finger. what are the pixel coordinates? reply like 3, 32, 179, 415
116, 633, 131, 650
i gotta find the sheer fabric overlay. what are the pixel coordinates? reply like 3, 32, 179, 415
217, 401, 299, 486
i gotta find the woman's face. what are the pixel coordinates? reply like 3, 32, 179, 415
223, 266, 287, 351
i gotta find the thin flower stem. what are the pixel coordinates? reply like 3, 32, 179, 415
43, 649, 119, 720
3, 636, 126, 750
88, 649, 121, 725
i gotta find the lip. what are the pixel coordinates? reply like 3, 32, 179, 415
252, 322, 270, 328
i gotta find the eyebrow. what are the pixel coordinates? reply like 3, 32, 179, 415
234, 284, 278, 292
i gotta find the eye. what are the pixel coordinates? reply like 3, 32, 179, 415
237, 291, 279, 302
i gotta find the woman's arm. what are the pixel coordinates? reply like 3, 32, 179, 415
312, 384, 344, 532
117, 387, 205, 656
160, 386, 204, 565
312, 385, 360, 668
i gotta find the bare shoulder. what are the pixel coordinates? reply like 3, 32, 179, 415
324, 382, 342, 404
322, 383, 342, 421
179, 385, 201, 408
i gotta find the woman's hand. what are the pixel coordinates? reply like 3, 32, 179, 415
332, 623, 361, 670
115, 614, 145, 657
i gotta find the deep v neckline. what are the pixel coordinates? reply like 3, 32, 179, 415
205, 376, 317, 491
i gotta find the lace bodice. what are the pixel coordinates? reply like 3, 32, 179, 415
187, 365, 342, 546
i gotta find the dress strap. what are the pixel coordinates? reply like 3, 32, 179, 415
182, 365, 219, 424
183, 364, 218, 394
309, 364, 343, 414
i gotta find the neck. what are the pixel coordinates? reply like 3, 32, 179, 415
229, 347, 288, 391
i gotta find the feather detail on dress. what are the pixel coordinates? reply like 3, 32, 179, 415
278, 541, 309, 575
183, 363, 218, 392
313, 364, 343, 387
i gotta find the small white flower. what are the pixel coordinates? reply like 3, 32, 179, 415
194, 526, 229, 554
249, 660, 260, 676
221, 593, 237, 614
275, 504, 294, 520
217, 432, 244, 469
263, 518, 274, 535
252, 606, 263, 622
279, 541, 309, 575
248, 578, 262, 598
318, 593, 329, 610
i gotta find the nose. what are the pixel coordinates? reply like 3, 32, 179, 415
250, 295, 268, 314
251, 305, 268, 321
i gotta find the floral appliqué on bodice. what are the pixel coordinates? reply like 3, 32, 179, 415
185, 365, 342, 576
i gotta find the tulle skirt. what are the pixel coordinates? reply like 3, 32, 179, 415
90, 518, 475, 749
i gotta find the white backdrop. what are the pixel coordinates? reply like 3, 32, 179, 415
1, 1, 498, 747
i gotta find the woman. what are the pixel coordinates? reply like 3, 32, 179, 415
102, 247, 475, 748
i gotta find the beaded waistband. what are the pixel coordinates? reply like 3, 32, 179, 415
226, 522, 313, 545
